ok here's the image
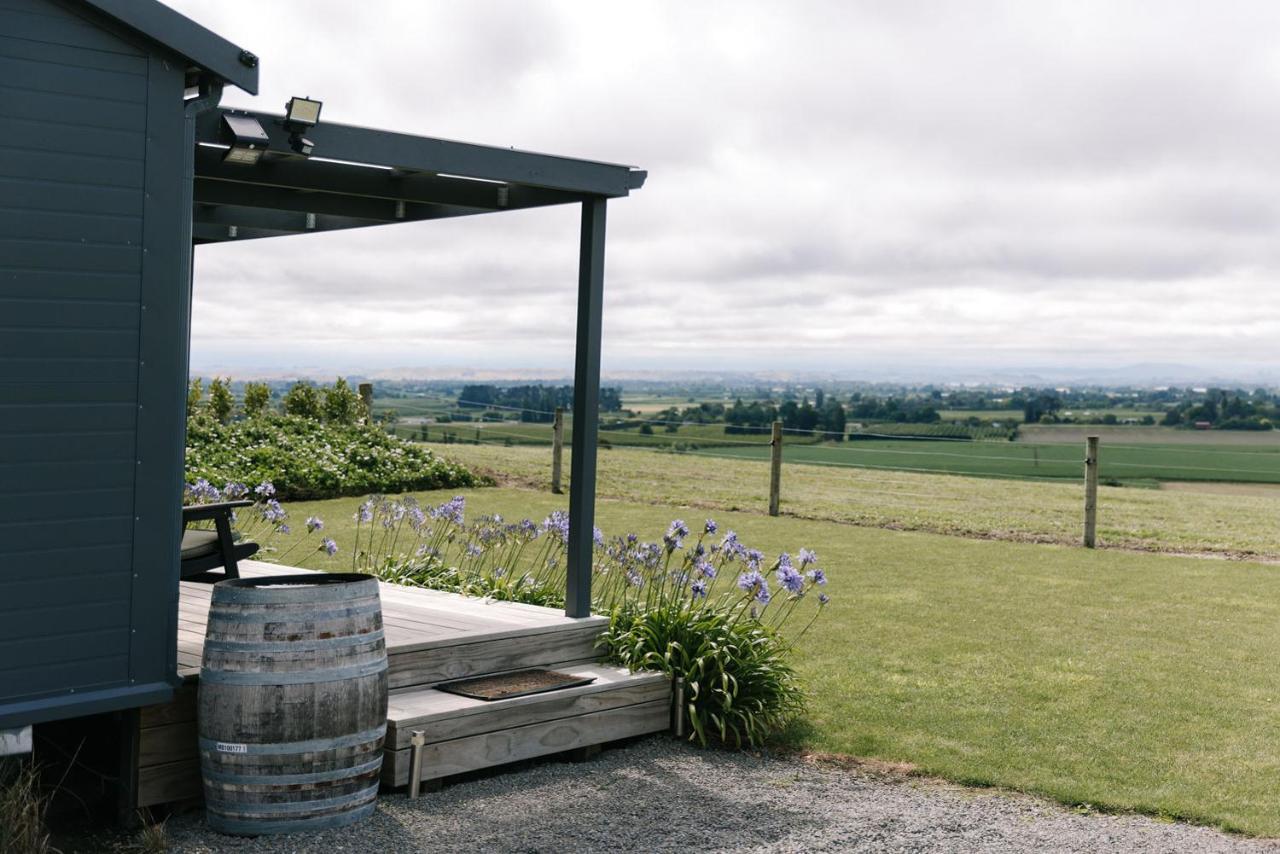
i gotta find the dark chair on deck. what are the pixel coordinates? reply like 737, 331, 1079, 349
181, 500, 258, 581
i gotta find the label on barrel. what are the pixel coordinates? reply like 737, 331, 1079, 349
216, 742, 249, 754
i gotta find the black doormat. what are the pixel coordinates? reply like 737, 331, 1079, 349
436, 669, 596, 701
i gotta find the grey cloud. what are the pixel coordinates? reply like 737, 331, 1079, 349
169, 0, 1280, 377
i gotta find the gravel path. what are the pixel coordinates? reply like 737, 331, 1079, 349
162, 738, 1278, 853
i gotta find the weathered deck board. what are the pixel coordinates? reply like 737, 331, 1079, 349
383, 699, 671, 787
385, 665, 670, 749
172, 561, 606, 679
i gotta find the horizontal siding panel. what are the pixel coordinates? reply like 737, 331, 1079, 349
0, 177, 142, 218
0, 356, 137, 383
0, 431, 134, 464
0, 543, 130, 577
0, 458, 136, 492
0, 269, 141, 301
0, 596, 129, 637
0, 31, 147, 77
0, 488, 134, 522
0, 626, 130, 669
0, 147, 146, 191
0, 82, 147, 132
0, 515, 133, 555
0, 654, 130, 701
0, 238, 141, 274
0, 401, 136, 433
0, 381, 136, 404
0, 298, 138, 327
0, 6, 145, 58
0, 206, 142, 244
3, 115, 144, 162
0, 328, 140, 358
0, 52, 145, 102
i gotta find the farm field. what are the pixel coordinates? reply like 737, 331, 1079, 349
425, 443, 1280, 559
1020, 423, 1280, 446
697, 437, 1280, 485
279, 483, 1280, 836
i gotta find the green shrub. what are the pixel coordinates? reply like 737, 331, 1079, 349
184, 413, 483, 500
601, 602, 805, 748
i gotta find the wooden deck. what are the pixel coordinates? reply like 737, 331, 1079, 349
176, 561, 609, 682
132, 560, 669, 811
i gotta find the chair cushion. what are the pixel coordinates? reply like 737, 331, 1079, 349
181, 529, 220, 561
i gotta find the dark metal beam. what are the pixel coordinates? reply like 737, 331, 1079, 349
194, 147, 569, 213
565, 198, 607, 619
193, 178, 461, 222
195, 109, 646, 197
194, 204, 387, 235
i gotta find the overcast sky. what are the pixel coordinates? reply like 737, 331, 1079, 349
168, 1, 1280, 382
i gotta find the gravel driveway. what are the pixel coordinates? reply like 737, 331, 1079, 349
162, 738, 1278, 853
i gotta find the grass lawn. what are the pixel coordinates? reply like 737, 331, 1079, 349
274, 484, 1280, 836
422, 444, 1280, 559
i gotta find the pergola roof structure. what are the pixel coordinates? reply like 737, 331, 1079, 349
191, 108, 647, 244
185, 104, 643, 619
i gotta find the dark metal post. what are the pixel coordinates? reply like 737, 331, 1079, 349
566, 198, 607, 618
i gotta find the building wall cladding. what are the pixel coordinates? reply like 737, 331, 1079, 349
0, 0, 187, 725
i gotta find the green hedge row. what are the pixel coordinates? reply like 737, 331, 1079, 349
185, 414, 485, 500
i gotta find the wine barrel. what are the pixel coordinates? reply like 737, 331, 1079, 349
198, 573, 388, 836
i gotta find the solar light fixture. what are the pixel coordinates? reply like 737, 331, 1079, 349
284, 96, 322, 156
221, 113, 269, 165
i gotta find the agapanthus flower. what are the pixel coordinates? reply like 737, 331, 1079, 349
222, 481, 248, 500
541, 510, 571, 545
465, 543, 484, 558
321, 538, 338, 556
260, 499, 286, 524
277, 524, 291, 535
695, 560, 716, 579
357, 500, 374, 524
738, 569, 765, 593
818, 593, 831, 606
691, 579, 709, 599
806, 568, 827, 586
777, 564, 804, 594
745, 549, 765, 571
798, 548, 818, 567
704, 519, 718, 535
593, 527, 605, 547
254, 481, 276, 498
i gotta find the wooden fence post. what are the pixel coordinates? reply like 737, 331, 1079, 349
358, 382, 373, 422
1083, 435, 1099, 548
551, 407, 565, 494
769, 420, 783, 517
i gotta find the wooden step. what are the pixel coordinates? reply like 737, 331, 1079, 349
382, 664, 671, 787
385, 620, 607, 690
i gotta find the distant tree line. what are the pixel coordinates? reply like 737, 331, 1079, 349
456, 384, 622, 423
725, 397, 847, 437
1161, 389, 1276, 430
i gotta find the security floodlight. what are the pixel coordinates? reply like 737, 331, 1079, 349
284, 96, 322, 157
285, 96, 322, 129
221, 113, 269, 165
